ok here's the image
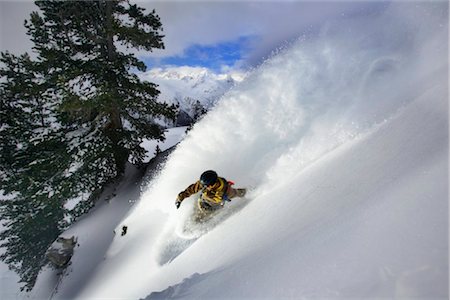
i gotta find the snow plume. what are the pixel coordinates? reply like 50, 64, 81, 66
74, 3, 447, 299
140, 1, 446, 207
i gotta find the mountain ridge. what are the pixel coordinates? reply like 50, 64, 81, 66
139, 66, 247, 120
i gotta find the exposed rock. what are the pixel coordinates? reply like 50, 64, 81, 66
175, 110, 194, 127
46, 236, 77, 268
121, 226, 128, 236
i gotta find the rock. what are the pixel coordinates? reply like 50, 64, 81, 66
121, 226, 128, 236
46, 236, 77, 268
175, 110, 194, 127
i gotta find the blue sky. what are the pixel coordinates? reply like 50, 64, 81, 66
144, 36, 257, 72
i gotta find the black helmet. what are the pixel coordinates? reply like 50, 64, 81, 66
200, 170, 218, 186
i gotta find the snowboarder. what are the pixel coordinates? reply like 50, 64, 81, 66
175, 170, 246, 214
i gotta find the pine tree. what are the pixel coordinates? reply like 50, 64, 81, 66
192, 100, 207, 121
154, 144, 162, 156
0, 52, 70, 291
0, 0, 174, 291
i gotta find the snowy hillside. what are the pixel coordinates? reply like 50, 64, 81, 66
24, 2, 447, 299
139, 66, 246, 119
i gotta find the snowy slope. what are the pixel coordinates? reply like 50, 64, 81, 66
29, 2, 447, 299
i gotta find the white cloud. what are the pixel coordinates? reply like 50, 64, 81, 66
137, 1, 387, 67
1, 1, 387, 69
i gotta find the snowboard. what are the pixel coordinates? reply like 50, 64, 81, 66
157, 190, 251, 265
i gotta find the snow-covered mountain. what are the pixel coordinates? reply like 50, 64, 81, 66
6, 2, 447, 299
139, 66, 246, 121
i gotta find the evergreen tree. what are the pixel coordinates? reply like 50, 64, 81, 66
0, 0, 174, 291
192, 100, 207, 121
0, 52, 70, 291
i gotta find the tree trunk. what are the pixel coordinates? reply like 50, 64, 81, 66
105, 0, 127, 174
105, 1, 116, 62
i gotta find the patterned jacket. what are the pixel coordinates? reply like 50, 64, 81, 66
177, 177, 229, 206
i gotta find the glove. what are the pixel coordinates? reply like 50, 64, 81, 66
175, 196, 182, 209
